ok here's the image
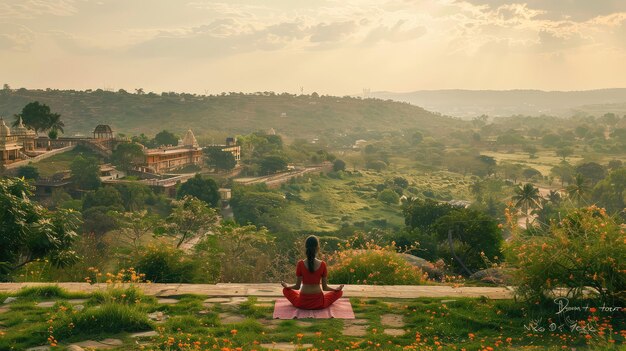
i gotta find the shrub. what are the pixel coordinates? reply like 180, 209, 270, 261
377, 189, 400, 204
53, 303, 151, 338
17, 285, 70, 299
135, 244, 214, 283
509, 206, 626, 303
328, 240, 425, 285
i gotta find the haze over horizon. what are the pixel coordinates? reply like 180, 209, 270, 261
2, 0, 626, 96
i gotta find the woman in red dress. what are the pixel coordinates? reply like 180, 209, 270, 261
281, 235, 344, 309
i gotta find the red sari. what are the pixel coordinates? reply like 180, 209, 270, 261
282, 260, 343, 310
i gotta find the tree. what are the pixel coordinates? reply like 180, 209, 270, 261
160, 196, 218, 248
177, 174, 220, 207
403, 197, 455, 231
512, 183, 541, 216
477, 155, 496, 176
70, 155, 101, 190
566, 174, 589, 205
204, 148, 236, 171
556, 146, 574, 161
546, 190, 561, 205
592, 168, 626, 214
230, 187, 287, 227
82, 186, 124, 211
114, 210, 161, 254
550, 163, 575, 187
214, 222, 274, 282
111, 143, 145, 171
378, 189, 400, 205
575, 162, 606, 186
522, 144, 538, 158
16, 165, 39, 180
116, 183, 152, 212
154, 130, 178, 146
12, 101, 62, 135
470, 180, 483, 202
259, 155, 288, 174
433, 208, 502, 275
0, 177, 81, 279
48, 113, 64, 135
522, 167, 542, 180
332, 159, 346, 172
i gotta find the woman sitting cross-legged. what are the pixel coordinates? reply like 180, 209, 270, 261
281, 235, 344, 310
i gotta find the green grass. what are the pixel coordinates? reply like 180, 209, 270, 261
31, 146, 98, 177
1, 289, 622, 350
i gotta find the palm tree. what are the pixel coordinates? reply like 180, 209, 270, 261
546, 190, 561, 205
566, 174, 589, 205
512, 183, 542, 216
48, 113, 64, 134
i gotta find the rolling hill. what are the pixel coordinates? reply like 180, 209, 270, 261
0, 89, 464, 140
370, 89, 626, 119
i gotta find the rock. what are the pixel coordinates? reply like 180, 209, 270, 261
469, 268, 516, 286
399, 254, 444, 279
66, 346, 85, 351
3, 297, 17, 304
25, 346, 50, 351
74, 304, 85, 312
148, 311, 168, 322
131, 330, 158, 338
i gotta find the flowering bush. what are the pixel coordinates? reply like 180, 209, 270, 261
509, 206, 626, 303
328, 238, 426, 285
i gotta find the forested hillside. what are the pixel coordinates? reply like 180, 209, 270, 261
0, 89, 463, 139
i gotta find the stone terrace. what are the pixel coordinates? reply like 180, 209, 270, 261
0, 282, 513, 299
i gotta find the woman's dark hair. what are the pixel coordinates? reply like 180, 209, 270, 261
305, 235, 319, 273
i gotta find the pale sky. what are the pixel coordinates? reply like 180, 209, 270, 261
1, 0, 626, 95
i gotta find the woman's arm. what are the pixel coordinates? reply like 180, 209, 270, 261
321, 276, 344, 292
281, 276, 302, 290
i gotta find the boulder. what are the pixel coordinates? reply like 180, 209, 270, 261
469, 268, 516, 285
399, 254, 444, 280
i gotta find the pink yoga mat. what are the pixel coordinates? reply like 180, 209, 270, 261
273, 298, 355, 319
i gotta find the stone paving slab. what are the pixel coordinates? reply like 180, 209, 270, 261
260, 342, 313, 350
130, 330, 158, 338
383, 328, 405, 336
70, 338, 123, 349
0, 283, 514, 299
380, 314, 405, 327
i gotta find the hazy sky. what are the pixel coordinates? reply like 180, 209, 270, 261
1, 0, 626, 95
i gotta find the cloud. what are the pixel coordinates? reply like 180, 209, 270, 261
362, 20, 426, 44
455, 0, 626, 21
0, 0, 78, 19
0, 23, 35, 51
309, 21, 357, 42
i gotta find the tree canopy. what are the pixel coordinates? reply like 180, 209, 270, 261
0, 177, 81, 280
154, 130, 179, 147
13, 101, 63, 135
177, 174, 220, 207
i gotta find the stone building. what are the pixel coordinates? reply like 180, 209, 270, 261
0, 118, 22, 165
141, 129, 203, 173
